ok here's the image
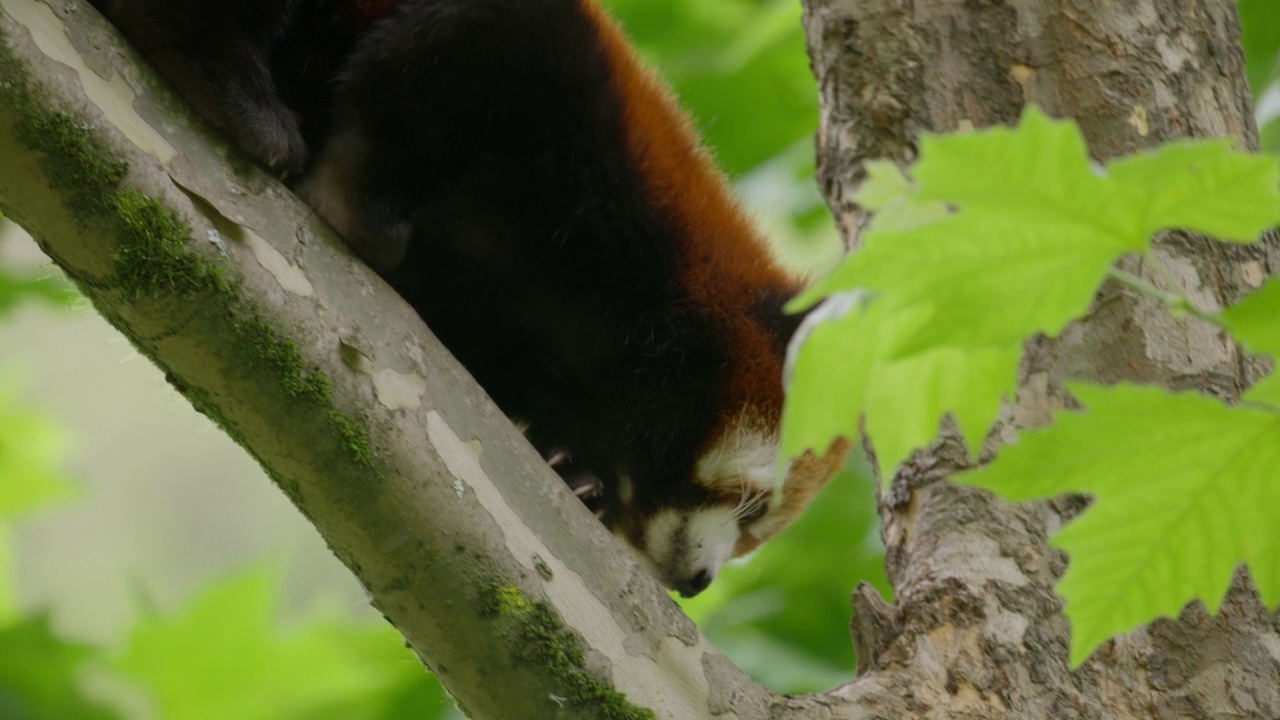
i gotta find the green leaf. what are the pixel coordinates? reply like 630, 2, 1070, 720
1223, 279, 1280, 407
1263, 116, 1280, 156
915, 106, 1146, 241
0, 616, 118, 719
0, 267, 78, 316
1107, 141, 1280, 242
852, 160, 911, 211
113, 570, 449, 720
795, 212, 1130, 350
782, 298, 1020, 475
864, 342, 1020, 471
0, 530, 16, 626
1245, 376, 1280, 407
852, 161, 950, 232
960, 384, 1280, 665
1223, 279, 1280, 358
921, 106, 1280, 244
0, 385, 75, 519
1240, 0, 1280, 93
780, 295, 880, 465
783, 107, 1280, 480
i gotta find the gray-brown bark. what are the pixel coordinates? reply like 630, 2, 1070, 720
798, 0, 1280, 718
0, 1, 764, 718
3, 0, 1278, 717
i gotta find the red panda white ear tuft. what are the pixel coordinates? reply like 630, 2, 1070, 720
694, 418, 779, 495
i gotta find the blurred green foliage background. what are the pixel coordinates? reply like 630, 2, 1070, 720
1, 0, 1277, 717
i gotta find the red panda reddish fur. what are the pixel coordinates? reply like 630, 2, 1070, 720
94, 0, 847, 596
584, 1, 797, 431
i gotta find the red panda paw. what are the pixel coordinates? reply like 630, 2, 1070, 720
229, 102, 307, 176
547, 448, 606, 519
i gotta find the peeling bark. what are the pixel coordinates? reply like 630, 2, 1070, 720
799, 0, 1280, 717
0, 1, 766, 718
3, 0, 1278, 717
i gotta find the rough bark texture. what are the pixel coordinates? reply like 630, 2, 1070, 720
0, 1, 768, 718
4, 0, 1279, 717
797, 0, 1280, 718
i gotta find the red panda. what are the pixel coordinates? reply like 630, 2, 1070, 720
93, 0, 849, 597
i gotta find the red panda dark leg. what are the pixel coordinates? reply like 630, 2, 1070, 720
94, 0, 850, 597
296, 128, 412, 272
93, 0, 310, 173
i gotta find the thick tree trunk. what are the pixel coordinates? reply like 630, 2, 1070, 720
797, 0, 1280, 718
4, 0, 1278, 716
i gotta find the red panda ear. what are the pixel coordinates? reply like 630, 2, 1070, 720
781, 437, 852, 517
732, 436, 850, 559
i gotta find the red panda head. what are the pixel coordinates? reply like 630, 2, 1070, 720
612, 415, 849, 598
575, 0, 852, 596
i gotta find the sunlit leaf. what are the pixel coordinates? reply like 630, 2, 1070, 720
1224, 279, 1280, 358
785, 107, 1280, 479
915, 106, 1145, 240
797, 212, 1131, 351
852, 161, 950, 232
961, 384, 1280, 665
782, 298, 1020, 475
1107, 141, 1280, 241
1223, 279, 1280, 407
113, 570, 450, 720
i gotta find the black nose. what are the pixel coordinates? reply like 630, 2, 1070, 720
675, 570, 712, 598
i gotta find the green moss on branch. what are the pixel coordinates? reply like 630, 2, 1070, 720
479, 584, 656, 720
0, 37, 381, 477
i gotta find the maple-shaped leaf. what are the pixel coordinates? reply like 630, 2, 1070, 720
113, 569, 450, 720
960, 384, 1280, 665
784, 106, 1280, 478
782, 298, 1020, 475
1107, 140, 1280, 242
1224, 279, 1280, 407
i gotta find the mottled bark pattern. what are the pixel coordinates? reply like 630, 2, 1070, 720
800, 0, 1280, 718
0, 3, 762, 718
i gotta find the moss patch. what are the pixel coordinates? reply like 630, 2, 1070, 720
229, 315, 381, 473
14, 110, 127, 218
232, 315, 331, 402
326, 409, 379, 469
0, 39, 382, 477
479, 584, 656, 720
113, 189, 229, 297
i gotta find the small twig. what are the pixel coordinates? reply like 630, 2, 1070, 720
1143, 251, 1184, 296
1107, 266, 1227, 329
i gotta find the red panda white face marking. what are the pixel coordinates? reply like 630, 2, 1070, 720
102, 0, 837, 601
622, 416, 848, 598
636, 506, 741, 598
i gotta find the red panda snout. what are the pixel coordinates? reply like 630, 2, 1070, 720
618, 418, 850, 598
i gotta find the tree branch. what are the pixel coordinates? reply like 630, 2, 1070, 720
0, 1, 766, 718
797, 0, 1280, 717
